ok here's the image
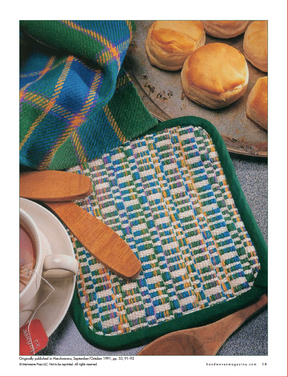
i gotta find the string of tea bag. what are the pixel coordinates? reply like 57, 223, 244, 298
24, 267, 55, 355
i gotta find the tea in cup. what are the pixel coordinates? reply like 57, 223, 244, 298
20, 221, 36, 293
20, 208, 78, 310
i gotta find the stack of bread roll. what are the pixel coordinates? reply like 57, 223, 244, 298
145, 20, 268, 130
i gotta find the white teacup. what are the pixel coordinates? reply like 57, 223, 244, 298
20, 208, 78, 310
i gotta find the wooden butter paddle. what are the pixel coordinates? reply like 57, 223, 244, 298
20, 170, 93, 202
20, 171, 141, 281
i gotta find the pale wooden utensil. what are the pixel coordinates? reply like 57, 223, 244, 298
20, 171, 141, 281
20, 170, 92, 202
45, 201, 141, 280
137, 294, 267, 355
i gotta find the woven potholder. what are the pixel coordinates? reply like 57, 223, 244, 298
67, 117, 267, 350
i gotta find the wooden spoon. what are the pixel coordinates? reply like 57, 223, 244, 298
137, 294, 267, 355
20, 170, 92, 201
20, 171, 142, 281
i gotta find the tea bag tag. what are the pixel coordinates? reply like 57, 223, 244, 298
20, 319, 48, 355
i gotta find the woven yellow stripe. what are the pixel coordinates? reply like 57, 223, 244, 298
53, 55, 74, 96
20, 58, 66, 79
20, 98, 55, 150
20, 56, 55, 102
78, 71, 102, 116
35, 56, 73, 169
53, 102, 73, 119
125, 20, 133, 42
67, 71, 102, 130
62, 20, 121, 69
31, 95, 68, 120
20, 56, 73, 153
23, 91, 74, 121
24, 92, 50, 108
41, 125, 86, 169
115, 73, 130, 90
41, 71, 102, 167
70, 130, 86, 165
103, 105, 126, 143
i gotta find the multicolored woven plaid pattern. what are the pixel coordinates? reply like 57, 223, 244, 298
20, 21, 157, 170
68, 124, 261, 336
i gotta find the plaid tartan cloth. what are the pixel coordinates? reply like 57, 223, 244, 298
20, 21, 157, 170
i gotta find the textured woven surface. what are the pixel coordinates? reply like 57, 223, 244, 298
20, 21, 157, 170
68, 124, 261, 337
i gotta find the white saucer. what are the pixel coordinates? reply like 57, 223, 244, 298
20, 198, 76, 337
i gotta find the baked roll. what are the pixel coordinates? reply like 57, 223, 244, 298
202, 20, 249, 39
181, 43, 249, 109
243, 21, 268, 72
145, 21, 205, 71
246, 76, 268, 130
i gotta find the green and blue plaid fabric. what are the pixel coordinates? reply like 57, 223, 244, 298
20, 21, 157, 170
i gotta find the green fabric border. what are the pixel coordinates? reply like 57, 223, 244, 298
70, 116, 268, 351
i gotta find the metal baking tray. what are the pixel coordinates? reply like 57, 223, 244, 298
124, 21, 267, 158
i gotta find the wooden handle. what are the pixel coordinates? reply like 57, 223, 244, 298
45, 201, 142, 281
20, 171, 92, 202
137, 294, 267, 355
